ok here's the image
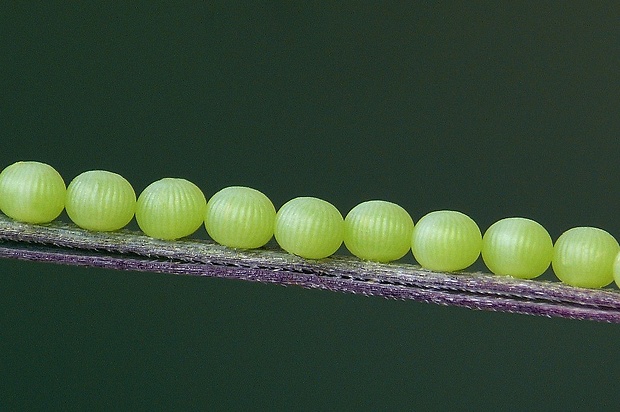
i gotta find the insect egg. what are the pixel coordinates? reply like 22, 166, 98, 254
411, 210, 482, 272
135, 178, 207, 240
205, 186, 276, 249
344, 200, 414, 262
481, 217, 553, 279
0, 161, 66, 224
274, 197, 344, 259
612, 251, 620, 289
65, 170, 136, 232
552, 227, 618, 288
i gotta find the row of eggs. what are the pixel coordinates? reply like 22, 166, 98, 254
0, 161, 619, 290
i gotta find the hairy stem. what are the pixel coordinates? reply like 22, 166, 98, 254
1, 214, 620, 323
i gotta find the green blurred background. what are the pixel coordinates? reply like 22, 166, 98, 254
1, 3, 620, 410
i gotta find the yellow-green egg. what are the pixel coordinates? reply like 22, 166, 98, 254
411, 210, 482, 272
136, 178, 206, 240
344, 200, 414, 262
205, 186, 276, 249
274, 197, 344, 259
0, 161, 66, 223
65, 170, 136, 231
552, 227, 618, 288
482, 217, 553, 279
612, 251, 620, 289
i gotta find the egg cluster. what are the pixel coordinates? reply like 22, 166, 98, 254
1, 160, 619, 290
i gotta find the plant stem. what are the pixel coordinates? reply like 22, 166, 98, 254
1, 214, 620, 323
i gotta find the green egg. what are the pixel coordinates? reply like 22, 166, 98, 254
65, 170, 136, 232
482, 217, 553, 279
612, 251, 620, 289
411, 210, 482, 272
136, 178, 207, 240
0, 161, 66, 224
552, 227, 618, 288
205, 186, 276, 249
344, 200, 414, 262
274, 197, 344, 259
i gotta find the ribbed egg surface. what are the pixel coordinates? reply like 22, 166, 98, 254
481, 217, 553, 279
136, 178, 207, 240
0, 161, 66, 224
411, 210, 482, 272
65, 170, 136, 231
205, 186, 276, 249
274, 197, 344, 259
344, 200, 414, 262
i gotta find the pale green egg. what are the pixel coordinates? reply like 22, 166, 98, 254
205, 186, 276, 249
344, 200, 414, 262
274, 197, 344, 259
411, 210, 482, 272
65, 170, 136, 232
136, 178, 207, 240
0, 161, 66, 224
482, 217, 553, 279
612, 251, 620, 289
552, 227, 618, 288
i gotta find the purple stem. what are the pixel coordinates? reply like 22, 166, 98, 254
2, 214, 620, 323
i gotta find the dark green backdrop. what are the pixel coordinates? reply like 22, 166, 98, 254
2, 3, 620, 410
